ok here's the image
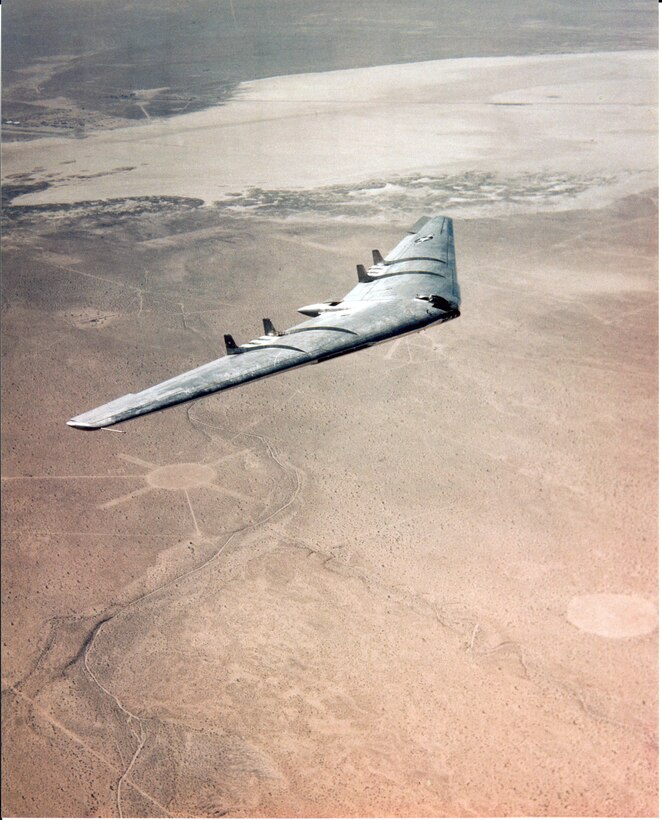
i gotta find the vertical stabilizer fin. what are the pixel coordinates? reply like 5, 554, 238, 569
224, 334, 241, 355
262, 318, 279, 336
357, 264, 371, 283
372, 249, 385, 265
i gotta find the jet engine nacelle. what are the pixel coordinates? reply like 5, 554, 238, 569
297, 301, 342, 317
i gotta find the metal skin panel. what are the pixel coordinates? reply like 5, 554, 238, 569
67, 215, 460, 429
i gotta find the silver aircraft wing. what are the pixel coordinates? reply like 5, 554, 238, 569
67, 215, 460, 429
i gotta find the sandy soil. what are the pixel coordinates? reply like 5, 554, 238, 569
2, 47, 658, 819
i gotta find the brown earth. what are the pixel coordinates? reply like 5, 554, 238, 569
1, 189, 657, 816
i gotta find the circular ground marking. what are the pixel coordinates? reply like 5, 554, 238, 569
567, 593, 658, 639
147, 462, 216, 490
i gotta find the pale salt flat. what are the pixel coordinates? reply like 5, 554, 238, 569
5, 50, 656, 208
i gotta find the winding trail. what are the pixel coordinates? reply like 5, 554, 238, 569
83, 627, 150, 818
80, 427, 302, 816
7, 686, 171, 817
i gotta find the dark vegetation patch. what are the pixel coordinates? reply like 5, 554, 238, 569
3, 196, 205, 234
211, 172, 616, 220
2, 181, 51, 208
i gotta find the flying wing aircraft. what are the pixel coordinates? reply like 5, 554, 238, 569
67, 215, 460, 429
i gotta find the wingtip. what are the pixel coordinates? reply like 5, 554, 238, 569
67, 417, 103, 430
67, 413, 111, 430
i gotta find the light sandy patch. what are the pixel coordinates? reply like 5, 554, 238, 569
40, 250, 83, 267
4, 51, 656, 207
132, 87, 171, 100
567, 593, 658, 638
34, 96, 77, 110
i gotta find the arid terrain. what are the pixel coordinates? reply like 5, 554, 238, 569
2, 3, 658, 818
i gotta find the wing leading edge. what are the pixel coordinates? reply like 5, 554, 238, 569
67, 216, 460, 429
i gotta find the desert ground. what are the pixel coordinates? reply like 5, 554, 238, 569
2, 3, 658, 818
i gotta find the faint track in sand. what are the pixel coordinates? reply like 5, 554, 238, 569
82, 622, 150, 818
80, 425, 301, 816
6, 686, 172, 817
